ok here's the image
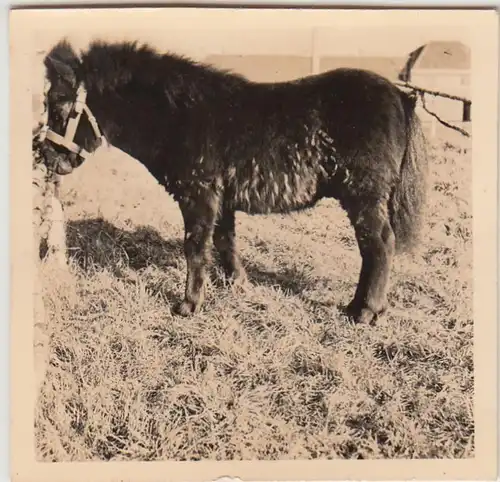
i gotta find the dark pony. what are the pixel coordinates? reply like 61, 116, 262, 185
42, 39, 428, 324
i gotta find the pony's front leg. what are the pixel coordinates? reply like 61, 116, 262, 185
213, 203, 247, 286
174, 181, 221, 316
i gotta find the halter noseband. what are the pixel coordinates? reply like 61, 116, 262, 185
43, 83, 106, 159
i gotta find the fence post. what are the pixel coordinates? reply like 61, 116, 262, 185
311, 28, 320, 75
463, 100, 471, 122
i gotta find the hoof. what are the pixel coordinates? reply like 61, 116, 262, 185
354, 308, 377, 325
344, 301, 386, 325
229, 271, 250, 291
172, 300, 199, 317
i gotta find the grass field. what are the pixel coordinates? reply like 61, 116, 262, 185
35, 125, 473, 461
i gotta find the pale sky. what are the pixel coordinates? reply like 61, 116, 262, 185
33, 9, 471, 60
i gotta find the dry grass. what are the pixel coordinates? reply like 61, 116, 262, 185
35, 126, 473, 461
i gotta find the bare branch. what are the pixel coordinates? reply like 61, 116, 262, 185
394, 81, 471, 104
417, 92, 471, 138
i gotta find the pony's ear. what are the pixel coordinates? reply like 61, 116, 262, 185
45, 55, 77, 87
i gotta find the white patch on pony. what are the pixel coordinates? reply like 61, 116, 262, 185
282, 173, 292, 195
344, 168, 351, 184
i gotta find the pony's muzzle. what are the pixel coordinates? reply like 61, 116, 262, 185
55, 158, 74, 175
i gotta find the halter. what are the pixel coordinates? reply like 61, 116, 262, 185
43, 83, 106, 159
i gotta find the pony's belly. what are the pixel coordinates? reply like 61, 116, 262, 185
231, 195, 320, 215
225, 164, 323, 214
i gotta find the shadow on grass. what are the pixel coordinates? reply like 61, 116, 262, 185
245, 263, 316, 297
66, 217, 345, 312
66, 218, 184, 274
243, 262, 342, 312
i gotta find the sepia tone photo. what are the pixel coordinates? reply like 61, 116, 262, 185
10, 6, 498, 482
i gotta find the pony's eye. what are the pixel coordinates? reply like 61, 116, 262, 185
49, 90, 71, 103
50, 110, 64, 124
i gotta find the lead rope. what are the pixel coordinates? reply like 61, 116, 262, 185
33, 74, 55, 399
32, 77, 51, 168
33, 75, 61, 245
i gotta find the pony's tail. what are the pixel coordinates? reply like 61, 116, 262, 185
389, 92, 429, 254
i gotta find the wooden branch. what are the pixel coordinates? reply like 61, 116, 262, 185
418, 92, 471, 138
394, 80, 471, 104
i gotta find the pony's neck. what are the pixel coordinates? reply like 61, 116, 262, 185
77, 43, 244, 169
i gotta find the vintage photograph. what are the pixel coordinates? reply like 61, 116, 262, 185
9, 6, 498, 481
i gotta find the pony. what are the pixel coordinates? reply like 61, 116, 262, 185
41, 39, 428, 324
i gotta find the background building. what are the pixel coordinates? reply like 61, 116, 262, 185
204, 54, 312, 82
398, 40, 471, 123
205, 38, 471, 137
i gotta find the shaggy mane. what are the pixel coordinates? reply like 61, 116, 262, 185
77, 39, 248, 95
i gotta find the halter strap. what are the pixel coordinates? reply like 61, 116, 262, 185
44, 83, 106, 158
45, 129, 92, 158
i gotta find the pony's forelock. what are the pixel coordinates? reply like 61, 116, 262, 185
46, 39, 80, 65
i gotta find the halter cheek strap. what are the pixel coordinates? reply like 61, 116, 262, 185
44, 84, 106, 159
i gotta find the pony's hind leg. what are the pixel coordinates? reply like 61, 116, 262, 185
174, 180, 221, 316
213, 204, 247, 285
346, 199, 396, 324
